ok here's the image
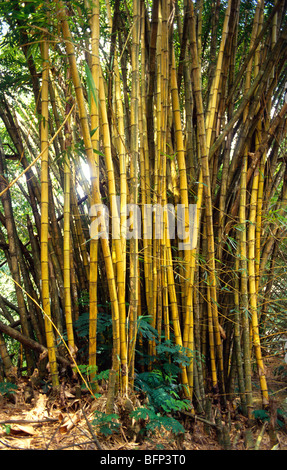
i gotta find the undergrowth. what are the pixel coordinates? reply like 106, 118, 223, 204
71, 309, 199, 439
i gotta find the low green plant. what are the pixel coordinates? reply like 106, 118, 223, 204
253, 408, 287, 429
73, 301, 113, 368
1, 424, 11, 435
134, 369, 190, 414
134, 326, 196, 415
132, 327, 197, 438
0, 381, 17, 397
132, 368, 188, 438
273, 364, 287, 378
130, 406, 185, 436
252, 408, 269, 422
92, 410, 121, 436
76, 364, 110, 394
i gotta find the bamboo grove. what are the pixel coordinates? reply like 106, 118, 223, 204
0, 0, 286, 420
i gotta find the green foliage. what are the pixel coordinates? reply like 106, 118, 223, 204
273, 364, 287, 378
131, 406, 185, 436
74, 311, 89, 339
76, 364, 109, 393
136, 315, 204, 370
253, 408, 287, 429
277, 409, 287, 428
1, 424, 11, 435
132, 325, 192, 438
135, 317, 201, 417
92, 410, 120, 436
74, 307, 112, 339
156, 340, 194, 368
135, 369, 190, 414
0, 381, 17, 396
73, 299, 113, 367
252, 408, 269, 422
137, 315, 159, 342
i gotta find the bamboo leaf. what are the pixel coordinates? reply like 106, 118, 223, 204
85, 62, 99, 110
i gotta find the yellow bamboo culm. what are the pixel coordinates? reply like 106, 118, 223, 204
104, 0, 130, 393
189, 0, 224, 393
98, 66, 128, 394
248, 8, 268, 401
40, 37, 59, 389
248, 166, 269, 406
238, 0, 262, 416
205, 0, 232, 150
88, 0, 100, 387
245, 0, 268, 408
56, 0, 121, 385
63, 95, 75, 357
239, 149, 253, 416
138, 9, 152, 322
128, 0, 140, 391
158, 0, 169, 350
170, 46, 192, 398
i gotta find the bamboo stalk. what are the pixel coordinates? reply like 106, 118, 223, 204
188, 0, 224, 395
63, 78, 75, 358
248, 165, 269, 406
88, 0, 100, 387
56, 0, 121, 383
40, 37, 59, 389
128, 0, 140, 391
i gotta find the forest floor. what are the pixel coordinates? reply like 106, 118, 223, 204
0, 356, 287, 451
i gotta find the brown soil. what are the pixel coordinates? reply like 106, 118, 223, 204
0, 356, 286, 451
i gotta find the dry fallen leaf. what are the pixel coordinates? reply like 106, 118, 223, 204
13, 437, 33, 449
9, 424, 35, 436
0, 437, 33, 450
59, 411, 82, 434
